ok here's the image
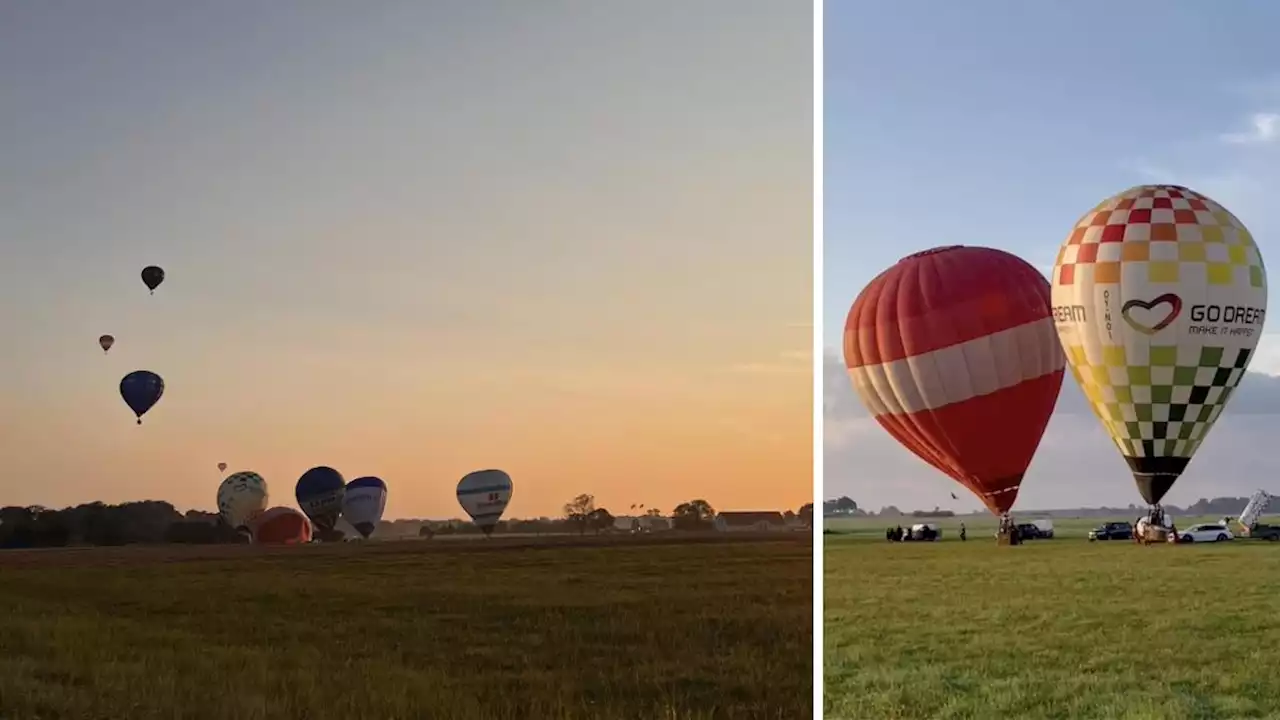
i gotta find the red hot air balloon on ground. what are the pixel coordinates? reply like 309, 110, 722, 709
843, 246, 1066, 518
251, 507, 312, 545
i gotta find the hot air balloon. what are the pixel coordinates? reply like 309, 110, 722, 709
844, 246, 1066, 520
341, 476, 387, 539
251, 507, 312, 545
217, 471, 269, 531
99, 335, 114, 354
295, 466, 346, 534
119, 370, 165, 425
457, 469, 513, 536
141, 266, 165, 294
1050, 185, 1267, 518
217, 462, 228, 473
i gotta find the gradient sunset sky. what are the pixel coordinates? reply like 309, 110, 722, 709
0, 1, 813, 519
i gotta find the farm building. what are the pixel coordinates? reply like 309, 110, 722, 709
714, 511, 788, 532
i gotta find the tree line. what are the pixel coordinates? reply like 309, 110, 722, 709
0, 495, 813, 549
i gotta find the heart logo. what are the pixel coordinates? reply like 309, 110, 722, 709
1121, 293, 1183, 336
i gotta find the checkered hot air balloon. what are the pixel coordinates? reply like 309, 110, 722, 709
1050, 185, 1267, 507
217, 471, 269, 532
844, 246, 1066, 517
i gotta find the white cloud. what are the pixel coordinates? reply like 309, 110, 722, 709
1220, 112, 1280, 145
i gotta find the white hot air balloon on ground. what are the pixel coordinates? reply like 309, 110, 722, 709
456, 469, 513, 536
217, 471, 270, 532
341, 477, 387, 539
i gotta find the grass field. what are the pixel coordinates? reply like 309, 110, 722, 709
0, 534, 811, 720
825, 516, 1280, 719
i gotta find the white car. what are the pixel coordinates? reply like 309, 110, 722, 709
1178, 523, 1234, 543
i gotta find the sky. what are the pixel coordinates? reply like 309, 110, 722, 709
0, 0, 813, 520
825, 0, 1280, 512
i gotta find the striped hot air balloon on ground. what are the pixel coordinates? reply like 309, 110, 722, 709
844, 245, 1066, 517
457, 470, 513, 536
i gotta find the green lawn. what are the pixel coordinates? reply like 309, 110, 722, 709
825, 520, 1280, 719
0, 536, 812, 720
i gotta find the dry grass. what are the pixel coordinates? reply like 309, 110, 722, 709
0, 535, 812, 720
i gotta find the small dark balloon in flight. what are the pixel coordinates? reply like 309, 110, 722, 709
141, 266, 165, 294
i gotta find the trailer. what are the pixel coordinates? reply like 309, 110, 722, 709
1234, 490, 1280, 540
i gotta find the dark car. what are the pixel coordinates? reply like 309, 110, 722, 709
1016, 523, 1044, 540
1245, 523, 1280, 541
1088, 522, 1133, 541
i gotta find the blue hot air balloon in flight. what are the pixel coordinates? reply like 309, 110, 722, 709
119, 370, 165, 425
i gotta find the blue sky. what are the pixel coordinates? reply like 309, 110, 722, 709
825, 0, 1280, 512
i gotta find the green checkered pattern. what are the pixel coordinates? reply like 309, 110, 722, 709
1067, 343, 1252, 459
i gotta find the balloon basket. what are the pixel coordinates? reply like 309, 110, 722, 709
1137, 526, 1172, 545
997, 529, 1021, 546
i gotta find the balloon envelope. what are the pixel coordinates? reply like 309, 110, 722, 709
217, 462, 228, 473
844, 246, 1065, 516
217, 471, 269, 530
457, 469, 513, 534
1051, 185, 1268, 505
99, 335, 114, 353
295, 466, 346, 532
341, 476, 387, 538
141, 265, 165, 293
252, 506, 312, 545
119, 370, 165, 424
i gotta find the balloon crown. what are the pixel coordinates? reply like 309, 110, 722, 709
901, 245, 965, 262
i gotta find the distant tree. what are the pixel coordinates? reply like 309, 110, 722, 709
165, 521, 232, 544
798, 503, 814, 527
586, 508, 615, 534
672, 499, 715, 531
563, 494, 596, 535
644, 508, 663, 518
834, 496, 858, 513
418, 525, 435, 539
0, 506, 33, 526
184, 509, 219, 524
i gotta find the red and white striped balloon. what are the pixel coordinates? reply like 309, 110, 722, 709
843, 245, 1066, 515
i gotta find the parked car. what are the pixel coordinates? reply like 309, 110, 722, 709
909, 523, 941, 541
1242, 523, 1280, 540
1088, 522, 1133, 541
1015, 523, 1043, 540
1178, 523, 1233, 543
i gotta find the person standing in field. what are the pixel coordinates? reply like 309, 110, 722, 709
959, 522, 966, 541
